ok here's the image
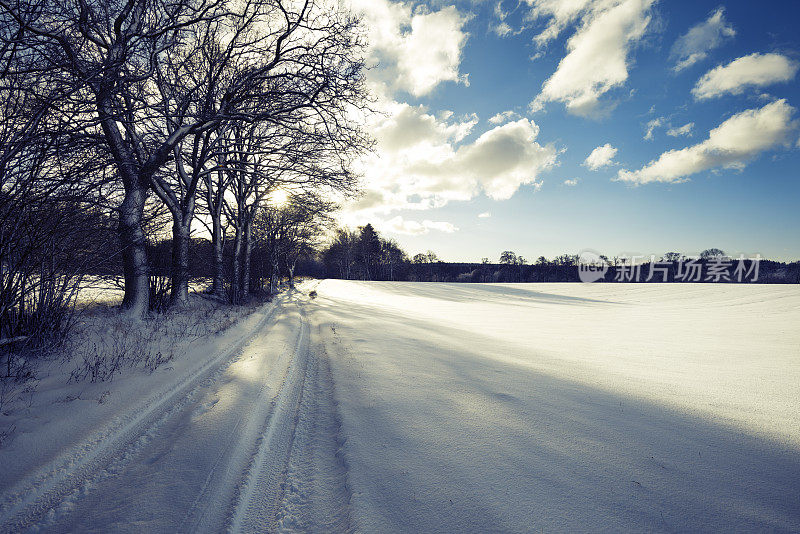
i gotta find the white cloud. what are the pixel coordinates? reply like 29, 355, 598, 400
376, 101, 477, 151
584, 143, 618, 170
337, 2, 563, 232
488, 110, 522, 125
333, 2, 565, 234
644, 116, 664, 140
495, 1, 509, 20
340, 111, 557, 227
382, 216, 458, 235
409, 118, 558, 200
349, 0, 469, 98
617, 99, 797, 184
492, 21, 513, 37
671, 8, 735, 72
492, 1, 520, 37
666, 122, 694, 137
523, 0, 595, 46
478, 211, 492, 218
528, 0, 655, 117
693, 53, 799, 100
564, 178, 579, 186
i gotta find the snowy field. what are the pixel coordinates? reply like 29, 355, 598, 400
1, 281, 799, 532
313, 281, 800, 532
75, 276, 212, 306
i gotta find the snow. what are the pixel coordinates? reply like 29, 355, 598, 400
311, 281, 800, 532
1, 280, 799, 532
0, 296, 277, 530
74, 276, 212, 307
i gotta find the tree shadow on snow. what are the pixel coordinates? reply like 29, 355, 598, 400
310, 295, 800, 533
347, 281, 624, 307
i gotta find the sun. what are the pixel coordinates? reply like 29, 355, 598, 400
268, 188, 290, 208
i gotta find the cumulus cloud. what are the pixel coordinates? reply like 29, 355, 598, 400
617, 99, 797, 184
382, 216, 458, 235
376, 102, 477, 151
584, 143, 618, 170
563, 178, 579, 186
693, 53, 799, 100
349, 0, 469, 97
409, 118, 558, 200
666, 122, 694, 137
488, 110, 522, 125
463, 121, 558, 198
340, 110, 557, 229
528, 0, 655, 117
478, 212, 492, 218
337, 2, 562, 234
671, 8, 735, 72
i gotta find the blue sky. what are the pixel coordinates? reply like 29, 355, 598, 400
339, 0, 800, 262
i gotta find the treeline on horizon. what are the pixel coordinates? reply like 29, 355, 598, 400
312, 225, 800, 284
134, 223, 800, 285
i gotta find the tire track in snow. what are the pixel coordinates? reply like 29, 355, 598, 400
0, 300, 283, 532
177, 298, 309, 533
273, 336, 355, 533
228, 307, 311, 533
228, 282, 354, 533
1, 282, 351, 532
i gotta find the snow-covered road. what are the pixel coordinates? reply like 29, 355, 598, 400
1, 283, 351, 533
2, 281, 799, 532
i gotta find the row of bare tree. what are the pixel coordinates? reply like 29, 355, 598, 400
0, 0, 371, 321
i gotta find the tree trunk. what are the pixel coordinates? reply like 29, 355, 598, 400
271, 259, 279, 293
170, 219, 191, 306
119, 182, 150, 317
210, 209, 225, 299
242, 218, 252, 298
231, 224, 243, 304
268, 259, 276, 295
98, 96, 150, 317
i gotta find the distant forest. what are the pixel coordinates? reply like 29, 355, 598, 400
310, 225, 799, 284
139, 223, 799, 286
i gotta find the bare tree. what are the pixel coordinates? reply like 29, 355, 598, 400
0, 0, 229, 315
203, 153, 232, 299
186, 0, 370, 304
1, 0, 370, 315
379, 239, 407, 281
499, 251, 518, 265
222, 124, 276, 303
264, 191, 335, 288
0, 46, 118, 403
